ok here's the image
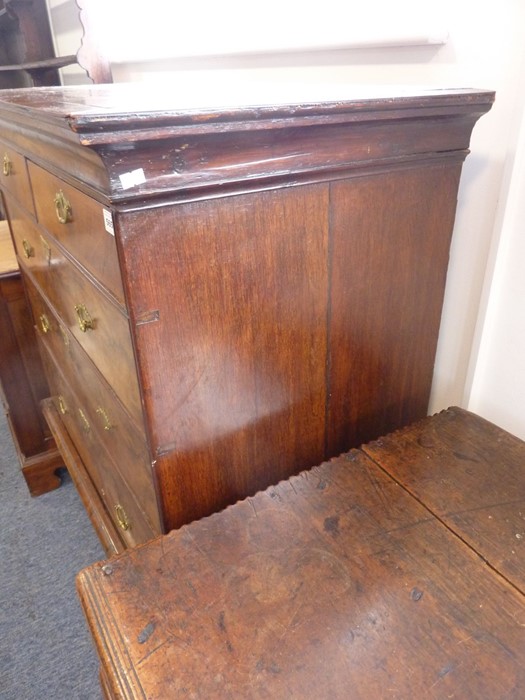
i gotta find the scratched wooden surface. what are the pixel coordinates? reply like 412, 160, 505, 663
77, 408, 525, 699
363, 406, 525, 595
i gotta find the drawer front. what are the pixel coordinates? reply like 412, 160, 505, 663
25, 276, 161, 532
15, 217, 142, 425
40, 345, 157, 549
27, 161, 124, 303
7, 195, 53, 269
0, 141, 34, 214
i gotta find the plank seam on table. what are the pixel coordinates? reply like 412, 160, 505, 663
359, 417, 525, 600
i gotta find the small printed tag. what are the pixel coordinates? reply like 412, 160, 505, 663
119, 167, 146, 190
103, 208, 115, 236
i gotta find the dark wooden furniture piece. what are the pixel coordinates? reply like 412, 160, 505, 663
0, 216, 63, 493
0, 85, 493, 554
0, 0, 112, 87
0, 0, 66, 488
0, 0, 110, 493
0, 0, 76, 87
75, 0, 112, 83
76, 407, 525, 699
0, 0, 62, 484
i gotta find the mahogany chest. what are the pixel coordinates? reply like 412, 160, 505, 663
77, 407, 525, 698
0, 85, 493, 553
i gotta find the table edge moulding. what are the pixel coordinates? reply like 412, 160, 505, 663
0, 83, 494, 553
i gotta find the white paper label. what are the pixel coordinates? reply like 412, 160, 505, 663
103, 208, 115, 235
119, 167, 146, 190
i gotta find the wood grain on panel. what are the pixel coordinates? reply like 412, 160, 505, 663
327, 164, 462, 452
363, 406, 525, 595
120, 185, 330, 530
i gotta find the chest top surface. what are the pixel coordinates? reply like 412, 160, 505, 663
0, 83, 494, 202
0, 83, 495, 125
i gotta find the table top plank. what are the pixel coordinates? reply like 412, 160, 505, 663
362, 406, 525, 594
77, 444, 525, 699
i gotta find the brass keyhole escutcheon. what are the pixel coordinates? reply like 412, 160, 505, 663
78, 407, 90, 433
3, 153, 11, 176
39, 313, 50, 334
74, 303, 94, 332
22, 239, 34, 258
115, 504, 131, 531
96, 407, 113, 431
54, 190, 72, 224
59, 325, 69, 347
40, 234, 51, 263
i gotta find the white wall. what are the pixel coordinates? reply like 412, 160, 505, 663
47, 0, 525, 437
468, 79, 525, 439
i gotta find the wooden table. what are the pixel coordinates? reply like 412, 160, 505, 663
77, 407, 525, 699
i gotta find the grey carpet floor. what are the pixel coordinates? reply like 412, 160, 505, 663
0, 409, 105, 699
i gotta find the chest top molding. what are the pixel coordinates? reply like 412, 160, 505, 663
0, 84, 494, 203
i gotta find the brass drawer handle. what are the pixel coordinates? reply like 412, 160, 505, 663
78, 407, 90, 433
3, 153, 11, 176
74, 303, 94, 332
115, 504, 131, 531
54, 190, 72, 224
39, 313, 51, 334
57, 395, 68, 415
22, 239, 34, 258
96, 407, 113, 431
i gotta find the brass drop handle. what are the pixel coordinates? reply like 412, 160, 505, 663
115, 504, 131, 531
3, 153, 11, 176
96, 407, 113, 431
78, 407, 90, 433
74, 303, 94, 332
54, 190, 72, 224
22, 239, 34, 258
39, 313, 51, 334
57, 395, 68, 415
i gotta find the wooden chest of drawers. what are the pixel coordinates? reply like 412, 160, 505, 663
0, 85, 493, 554
0, 177, 63, 495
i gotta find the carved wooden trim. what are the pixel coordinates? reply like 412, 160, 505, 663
75, 0, 112, 84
